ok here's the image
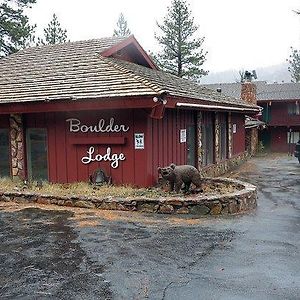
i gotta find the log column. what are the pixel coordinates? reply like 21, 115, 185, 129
214, 113, 220, 162
197, 111, 203, 168
228, 112, 233, 159
10, 114, 25, 180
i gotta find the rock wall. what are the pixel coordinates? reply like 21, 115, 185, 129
246, 128, 258, 156
0, 177, 257, 215
241, 82, 257, 105
9, 114, 25, 179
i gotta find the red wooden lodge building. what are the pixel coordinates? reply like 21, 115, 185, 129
203, 81, 300, 154
0, 36, 259, 187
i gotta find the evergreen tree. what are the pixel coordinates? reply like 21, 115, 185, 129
113, 13, 131, 37
0, 0, 36, 57
154, 0, 208, 80
39, 13, 68, 45
287, 10, 300, 82
288, 47, 300, 82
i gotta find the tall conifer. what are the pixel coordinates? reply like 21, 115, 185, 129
0, 0, 36, 56
154, 0, 208, 80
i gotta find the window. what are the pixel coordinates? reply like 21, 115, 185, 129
262, 104, 271, 122
202, 113, 214, 166
288, 102, 300, 115
219, 114, 228, 161
0, 129, 10, 177
287, 131, 300, 144
26, 128, 48, 180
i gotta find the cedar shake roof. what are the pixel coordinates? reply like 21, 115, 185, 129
109, 58, 256, 108
203, 82, 300, 102
256, 82, 300, 101
0, 36, 257, 110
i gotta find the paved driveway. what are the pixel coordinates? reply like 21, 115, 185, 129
0, 155, 299, 299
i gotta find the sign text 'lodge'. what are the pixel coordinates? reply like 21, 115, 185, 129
81, 147, 125, 168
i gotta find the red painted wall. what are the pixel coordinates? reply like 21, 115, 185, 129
0, 115, 9, 128
147, 109, 195, 185
270, 127, 288, 152
261, 102, 300, 127
269, 127, 300, 152
231, 113, 245, 155
24, 108, 194, 187
258, 101, 300, 152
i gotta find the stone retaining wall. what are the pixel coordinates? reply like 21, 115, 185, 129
0, 178, 257, 216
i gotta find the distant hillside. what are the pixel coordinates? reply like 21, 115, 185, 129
200, 63, 292, 84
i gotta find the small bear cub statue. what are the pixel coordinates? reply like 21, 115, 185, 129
158, 163, 203, 193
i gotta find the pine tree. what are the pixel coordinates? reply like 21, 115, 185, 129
154, 0, 208, 80
39, 13, 68, 45
287, 10, 300, 82
288, 47, 300, 82
0, 0, 36, 57
113, 13, 131, 37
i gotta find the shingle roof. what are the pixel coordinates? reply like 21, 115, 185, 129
0, 37, 256, 110
109, 58, 255, 108
202, 81, 300, 101
256, 82, 300, 101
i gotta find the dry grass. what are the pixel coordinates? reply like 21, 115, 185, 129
0, 177, 169, 198
0, 177, 239, 199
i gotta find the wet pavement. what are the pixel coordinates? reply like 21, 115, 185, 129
0, 154, 299, 299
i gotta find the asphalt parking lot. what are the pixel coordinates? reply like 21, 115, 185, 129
0, 154, 299, 299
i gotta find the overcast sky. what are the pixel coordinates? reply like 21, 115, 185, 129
28, 0, 300, 72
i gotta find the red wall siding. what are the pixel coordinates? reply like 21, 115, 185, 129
270, 127, 288, 152
24, 109, 195, 186
232, 113, 245, 155
265, 102, 300, 127
147, 109, 195, 185
0, 115, 9, 128
25, 109, 196, 187
25, 110, 149, 186
269, 127, 300, 152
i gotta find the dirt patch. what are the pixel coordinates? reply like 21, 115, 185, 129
0, 201, 212, 227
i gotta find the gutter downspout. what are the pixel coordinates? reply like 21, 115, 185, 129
176, 102, 259, 112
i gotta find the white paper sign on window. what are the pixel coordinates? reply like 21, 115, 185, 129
134, 133, 144, 149
233, 124, 237, 134
180, 129, 186, 143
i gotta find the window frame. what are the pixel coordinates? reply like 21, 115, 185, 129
287, 102, 300, 116
201, 112, 215, 166
0, 128, 10, 177
26, 128, 49, 181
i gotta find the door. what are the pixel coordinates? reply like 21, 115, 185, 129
187, 125, 196, 166
26, 128, 48, 180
